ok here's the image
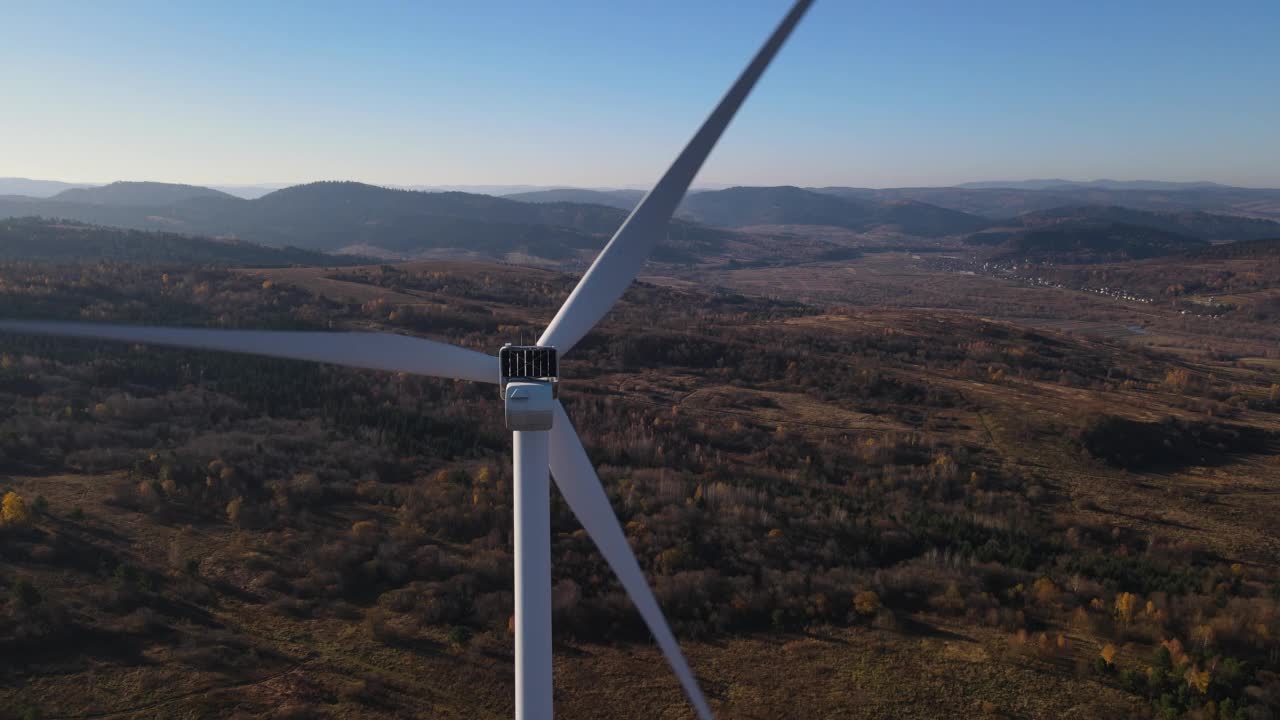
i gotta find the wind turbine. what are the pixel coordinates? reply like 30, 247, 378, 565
0, 1, 813, 717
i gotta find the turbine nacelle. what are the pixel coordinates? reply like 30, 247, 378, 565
500, 344, 559, 432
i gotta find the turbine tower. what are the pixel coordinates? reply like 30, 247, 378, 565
0, 2, 813, 717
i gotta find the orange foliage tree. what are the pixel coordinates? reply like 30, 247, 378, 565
1099, 643, 1118, 666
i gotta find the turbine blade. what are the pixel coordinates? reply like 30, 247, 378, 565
548, 402, 713, 720
540, 0, 813, 354
0, 320, 497, 383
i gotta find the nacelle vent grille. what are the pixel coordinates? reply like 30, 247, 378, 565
499, 345, 558, 383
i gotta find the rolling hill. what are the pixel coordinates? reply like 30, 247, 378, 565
0, 181, 992, 252
50, 181, 237, 206
0, 217, 360, 266
1012, 205, 1280, 242
967, 221, 1208, 263
509, 181, 1280, 226
677, 186, 991, 236
1192, 236, 1280, 259
237, 182, 730, 262
9, 180, 1274, 267
965, 205, 1279, 263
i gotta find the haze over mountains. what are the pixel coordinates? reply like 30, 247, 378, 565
503, 188, 646, 211
2, 178, 1279, 266
0, 178, 95, 198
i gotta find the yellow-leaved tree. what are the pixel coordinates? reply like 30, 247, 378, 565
1192, 623, 1215, 651
1114, 591, 1137, 623
853, 590, 881, 616
2, 491, 31, 526
226, 496, 244, 528
1032, 577, 1060, 606
1185, 666, 1211, 694
351, 520, 379, 542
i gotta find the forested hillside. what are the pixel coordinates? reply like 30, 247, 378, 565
679, 186, 992, 236
967, 222, 1209, 263
1009, 206, 1280, 243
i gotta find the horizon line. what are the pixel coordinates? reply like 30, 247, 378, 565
6, 176, 1280, 193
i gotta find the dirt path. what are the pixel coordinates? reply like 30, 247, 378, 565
44, 660, 315, 720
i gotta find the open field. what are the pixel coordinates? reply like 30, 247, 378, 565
2, 254, 1278, 719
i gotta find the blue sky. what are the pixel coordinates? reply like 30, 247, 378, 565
3, 0, 1278, 188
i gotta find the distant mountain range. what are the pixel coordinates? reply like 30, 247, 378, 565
810, 185, 1280, 221
953, 179, 1231, 191
0, 181, 994, 263
0, 181, 734, 264
502, 186, 994, 237
2, 179, 1278, 267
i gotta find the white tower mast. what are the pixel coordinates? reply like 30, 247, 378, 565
504, 360, 558, 719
